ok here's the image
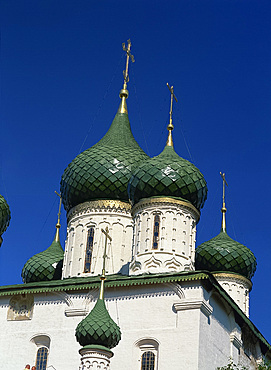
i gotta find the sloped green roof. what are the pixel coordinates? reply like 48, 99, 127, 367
76, 298, 121, 349
60, 112, 149, 212
21, 240, 64, 283
195, 231, 257, 280
128, 145, 207, 210
0, 194, 11, 236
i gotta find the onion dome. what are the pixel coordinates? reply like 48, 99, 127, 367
128, 83, 207, 210
195, 231, 256, 280
128, 145, 207, 210
21, 196, 64, 283
76, 298, 121, 349
0, 194, 11, 246
195, 173, 256, 280
60, 41, 148, 213
60, 112, 148, 212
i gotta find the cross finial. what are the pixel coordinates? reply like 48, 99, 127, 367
54, 191, 62, 242
99, 226, 112, 300
118, 39, 135, 114
219, 172, 228, 232
166, 83, 178, 147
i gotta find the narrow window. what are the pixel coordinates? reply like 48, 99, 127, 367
36, 347, 48, 370
141, 351, 155, 370
152, 215, 160, 249
84, 227, 95, 273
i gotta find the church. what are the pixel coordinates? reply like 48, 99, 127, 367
0, 40, 270, 370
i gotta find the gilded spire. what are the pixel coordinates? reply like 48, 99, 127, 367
54, 191, 62, 242
219, 172, 228, 233
166, 83, 178, 147
118, 39, 135, 114
99, 226, 112, 300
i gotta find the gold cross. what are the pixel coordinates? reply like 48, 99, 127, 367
99, 226, 112, 299
219, 172, 228, 207
122, 39, 135, 88
54, 191, 62, 242
166, 83, 178, 146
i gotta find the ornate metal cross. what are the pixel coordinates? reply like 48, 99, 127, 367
122, 39, 135, 87
219, 172, 228, 207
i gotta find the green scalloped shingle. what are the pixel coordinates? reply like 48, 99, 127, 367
76, 299, 121, 349
0, 194, 11, 236
195, 231, 256, 280
128, 145, 207, 210
60, 112, 149, 212
21, 240, 64, 283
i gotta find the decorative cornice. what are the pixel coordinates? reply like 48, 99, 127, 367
132, 197, 200, 221
65, 308, 88, 317
173, 298, 213, 317
230, 332, 242, 349
213, 272, 252, 290
67, 199, 132, 222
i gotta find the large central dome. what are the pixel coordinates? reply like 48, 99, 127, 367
60, 111, 149, 212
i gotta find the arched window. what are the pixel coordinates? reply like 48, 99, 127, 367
141, 351, 155, 370
152, 215, 160, 249
84, 227, 95, 273
36, 347, 48, 370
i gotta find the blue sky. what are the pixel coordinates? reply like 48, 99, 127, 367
1, 0, 271, 343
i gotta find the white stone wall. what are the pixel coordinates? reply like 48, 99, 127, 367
62, 200, 133, 278
0, 280, 263, 370
130, 198, 199, 275
213, 273, 251, 316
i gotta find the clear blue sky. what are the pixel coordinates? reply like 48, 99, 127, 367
1, 0, 271, 342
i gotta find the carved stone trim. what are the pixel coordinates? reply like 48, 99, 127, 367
67, 199, 131, 222
230, 333, 242, 349
132, 197, 200, 221
213, 272, 252, 290
173, 298, 213, 317
65, 308, 88, 317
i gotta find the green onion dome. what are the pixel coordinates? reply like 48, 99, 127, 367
0, 194, 11, 237
195, 230, 257, 280
60, 112, 149, 212
128, 145, 207, 210
76, 299, 121, 349
21, 239, 64, 283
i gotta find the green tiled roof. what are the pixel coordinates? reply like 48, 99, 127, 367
21, 240, 64, 283
76, 298, 121, 349
0, 194, 11, 236
60, 112, 149, 212
128, 145, 207, 210
195, 231, 257, 280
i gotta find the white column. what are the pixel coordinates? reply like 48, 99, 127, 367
62, 200, 133, 278
130, 197, 200, 275
79, 346, 113, 370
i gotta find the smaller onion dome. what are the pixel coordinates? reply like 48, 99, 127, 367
195, 231, 256, 280
195, 172, 256, 280
76, 298, 121, 349
0, 194, 11, 245
21, 196, 64, 283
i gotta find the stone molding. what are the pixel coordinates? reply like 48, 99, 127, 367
173, 298, 213, 317
230, 333, 242, 349
213, 272, 252, 290
79, 346, 113, 370
67, 199, 132, 222
132, 197, 200, 222
65, 308, 88, 317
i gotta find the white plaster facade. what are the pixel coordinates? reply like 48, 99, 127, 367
213, 272, 251, 317
79, 346, 113, 370
62, 200, 133, 278
130, 198, 199, 275
0, 279, 265, 370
